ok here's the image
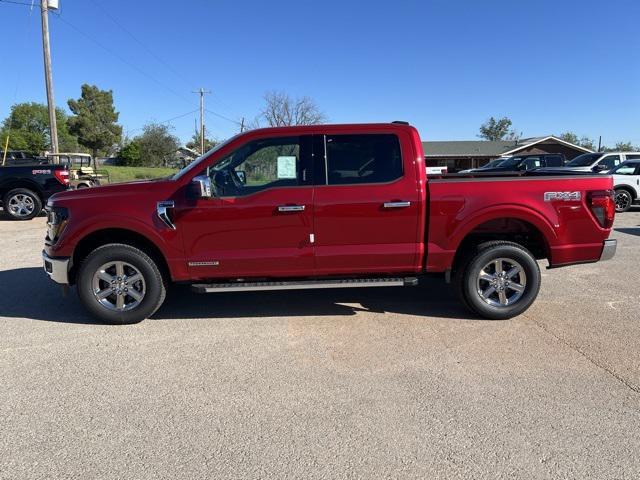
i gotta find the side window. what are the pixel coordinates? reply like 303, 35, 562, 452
521, 157, 541, 170
544, 155, 563, 167
209, 136, 304, 197
614, 164, 638, 175
325, 134, 402, 185
598, 155, 621, 170
625, 154, 640, 160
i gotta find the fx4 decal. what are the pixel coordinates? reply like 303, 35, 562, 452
544, 191, 582, 202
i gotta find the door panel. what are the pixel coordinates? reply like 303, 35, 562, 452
312, 132, 421, 275
176, 134, 314, 280
177, 189, 314, 279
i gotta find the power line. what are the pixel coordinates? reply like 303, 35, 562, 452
52, 14, 244, 130
52, 14, 193, 105
0, 0, 35, 6
205, 108, 242, 126
88, 0, 194, 89
127, 109, 199, 135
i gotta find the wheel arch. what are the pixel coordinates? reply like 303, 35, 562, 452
70, 228, 171, 285
1, 180, 44, 201
449, 209, 555, 273
614, 184, 637, 199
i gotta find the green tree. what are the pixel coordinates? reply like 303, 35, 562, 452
118, 140, 142, 166
0, 102, 79, 154
67, 84, 122, 158
559, 132, 596, 151
559, 132, 579, 145
578, 136, 596, 151
186, 126, 216, 153
135, 123, 180, 167
478, 116, 516, 141
614, 141, 635, 151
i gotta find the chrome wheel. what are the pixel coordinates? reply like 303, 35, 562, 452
91, 261, 146, 312
476, 258, 527, 308
615, 190, 632, 212
7, 193, 35, 218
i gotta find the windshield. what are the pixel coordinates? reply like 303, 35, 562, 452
497, 156, 524, 168
481, 158, 506, 169
566, 152, 602, 167
172, 136, 238, 180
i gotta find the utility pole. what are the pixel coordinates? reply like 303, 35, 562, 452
240, 117, 245, 133
40, 0, 59, 154
192, 88, 210, 154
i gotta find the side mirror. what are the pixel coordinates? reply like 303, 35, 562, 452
192, 175, 213, 198
236, 170, 247, 185
593, 164, 608, 172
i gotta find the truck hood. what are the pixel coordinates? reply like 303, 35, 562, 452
48, 178, 174, 205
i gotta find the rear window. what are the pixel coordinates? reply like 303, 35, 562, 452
325, 134, 402, 185
545, 155, 564, 167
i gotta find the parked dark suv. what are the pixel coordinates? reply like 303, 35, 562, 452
466, 154, 566, 173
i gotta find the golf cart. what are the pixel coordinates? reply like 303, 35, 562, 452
47, 153, 110, 189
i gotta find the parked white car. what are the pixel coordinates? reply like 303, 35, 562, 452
564, 151, 640, 173
610, 160, 640, 212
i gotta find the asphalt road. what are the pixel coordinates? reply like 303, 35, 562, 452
1, 210, 639, 479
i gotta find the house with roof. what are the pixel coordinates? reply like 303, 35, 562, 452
423, 136, 593, 172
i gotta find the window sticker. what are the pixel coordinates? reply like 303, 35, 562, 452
277, 156, 297, 179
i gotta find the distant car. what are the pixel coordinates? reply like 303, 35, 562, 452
1, 150, 47, 166
458, 158, 507, 174
462, 153, 566, 173
426, 166, 448, 175
563, 152, 640, 173
609, 160, 640, 212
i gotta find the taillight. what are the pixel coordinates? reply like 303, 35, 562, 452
588, 190, 615, 229
54, 169, 70, 186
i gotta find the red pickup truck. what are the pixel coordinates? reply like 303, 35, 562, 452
42, 123, 617, 324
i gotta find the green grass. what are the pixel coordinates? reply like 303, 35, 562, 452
102, 166, 178, 183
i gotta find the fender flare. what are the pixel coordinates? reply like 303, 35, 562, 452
447, 205, 558, 253
613, 184, 637, 199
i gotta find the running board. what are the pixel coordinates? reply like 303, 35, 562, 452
191, 277, 418, 293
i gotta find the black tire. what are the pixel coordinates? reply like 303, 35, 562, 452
614, 189, 633, 213
77, 243, 166, 324
455, 241, 541, 320
3, 188, 42, 220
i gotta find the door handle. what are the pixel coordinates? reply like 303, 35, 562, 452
383, 201, 411, 208
278, 205, 306, 212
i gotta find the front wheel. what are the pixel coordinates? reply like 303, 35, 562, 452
456, 241, 541, 320
3, 188, 42, 220
614, 189, 633, 213
77, 243, 166, 324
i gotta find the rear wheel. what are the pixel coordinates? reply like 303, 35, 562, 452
3, 188, 42, 220
614, 189, 633, 213
456, 241, 541, 320
77, 243, 166, 324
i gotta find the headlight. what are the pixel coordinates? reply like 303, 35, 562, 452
46, 206, 69, 243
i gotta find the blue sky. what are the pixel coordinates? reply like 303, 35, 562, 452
1, 0, 639, 146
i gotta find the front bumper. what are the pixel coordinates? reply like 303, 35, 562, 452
600, 239, 617, 262
42, 251, 70, 284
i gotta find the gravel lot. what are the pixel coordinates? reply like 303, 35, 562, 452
1, 210, 639, 479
